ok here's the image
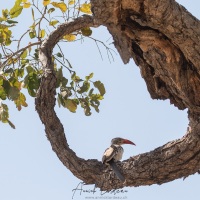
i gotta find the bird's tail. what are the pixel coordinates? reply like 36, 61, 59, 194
108, 160, 125, 182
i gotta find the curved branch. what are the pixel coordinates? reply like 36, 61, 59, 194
35, 12, 200, 191
36, 15, 103, 184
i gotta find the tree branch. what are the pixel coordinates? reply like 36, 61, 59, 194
91, 0, 200, 115
35, 0, 200, 192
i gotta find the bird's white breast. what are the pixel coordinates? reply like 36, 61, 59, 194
113, 145, 124, 161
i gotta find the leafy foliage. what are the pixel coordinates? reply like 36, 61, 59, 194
0, 0, 110, 128
56, 67, 105, 116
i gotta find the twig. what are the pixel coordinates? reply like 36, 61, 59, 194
56, 44, 66, 63
88, 36, 117, 62
54, 56, 75, 73
0, 41, 41, 69
94, 40, 103, 60
17, 30, 29, 50
32, 2, 50, 24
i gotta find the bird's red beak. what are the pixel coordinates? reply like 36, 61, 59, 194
123, 139, 136, 145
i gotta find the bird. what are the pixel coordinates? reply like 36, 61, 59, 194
102, 137, 136, 182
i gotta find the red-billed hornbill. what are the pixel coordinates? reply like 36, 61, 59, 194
102, 137, 135, 182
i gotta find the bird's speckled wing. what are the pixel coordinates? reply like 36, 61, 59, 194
102, 146, 116, 163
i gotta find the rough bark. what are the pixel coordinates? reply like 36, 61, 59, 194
91, 0, 200, 115
35, 0, 200, 191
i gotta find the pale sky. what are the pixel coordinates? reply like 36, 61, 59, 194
0, 1, 199, 200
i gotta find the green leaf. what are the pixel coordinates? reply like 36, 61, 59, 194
60, 87, 72, 98
6, 20, 18, 24
56, 52, 62, 57
21, 58, 29, 65
49, 20, 59, 26
90, 94, 103, 101
28, 73, 40, 90
7, 119, 15, 129
29, 29, 36, 39
85, 72, 93, 81
64, 99, 77, 113
0, 86, 7, 100
34, 49, 39, 59
84, 104, 91, 116
84, 106, 91, 116
72, 75, 81, 82
39, 29, 45, 38
10, 7, 23, 18
14, 92, 28, 111
43, 0, 51, 6
26, 65, 35, 74
61, 77, 68, 87
9, 0, 23, 19
60, 90, 67, 98
80, 98, 91, 116
56, 67, 63, 87
5, 38, 12, 46
2, 79, 11, 95
0, 78, 3, 86
0, 103, 15, 129
8, 86, 20, 100
27, 73, 40, 97
91, 100, 100, 113
63, 34, 76, 41
0, 103, 9, 122
70, 81, 74, 87
81, 27, 92, 37
77, 81, 90, 94
79, 3, 92, 14
9, 77, 20, 88
14, 68, 24, 78
48, 8, 55, 14
57, 93, 64, 107
31, 8, 35, 21
23, 1, 31, 8
24, 69, 40, 97
93, 81, 106, 96
2, 9, 9, 19
71, 72, 76, 80
0, 36, 4, 44
51, 2, 67, 12
71, 72, 82, 82
21, 49, 28, 59
68, 0, 75, 5
88, 88, 94, 97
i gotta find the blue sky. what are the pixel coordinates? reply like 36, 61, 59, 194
0, 1, 199, 199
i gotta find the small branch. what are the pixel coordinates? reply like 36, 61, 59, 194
32, 2, 50, 24
0, 41, 41, 69
94, 40, 103, 60
56, 44, 66, 63
88, 36, 117, 62
54, 56, 74, 73
17, 30, 30, 50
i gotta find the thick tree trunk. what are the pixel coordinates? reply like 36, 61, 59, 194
35, 0, 200, 191
91, 0, 200, 116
